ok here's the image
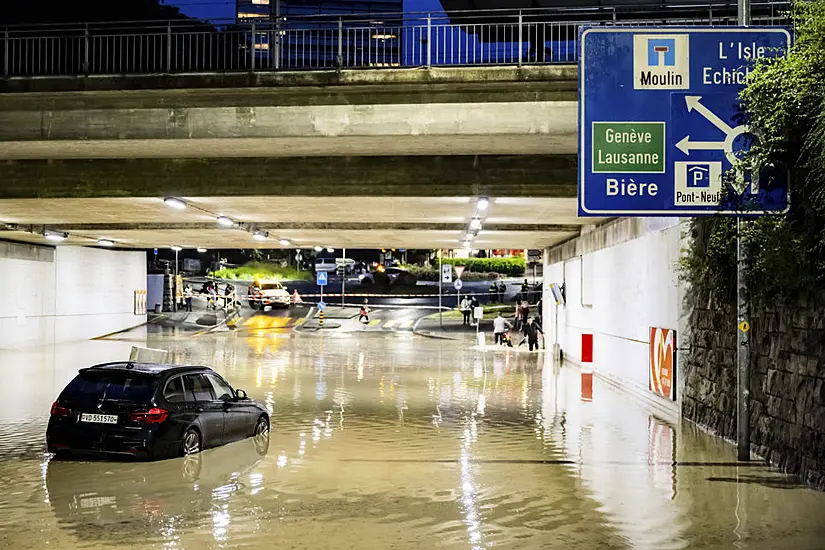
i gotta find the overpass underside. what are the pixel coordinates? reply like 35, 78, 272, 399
0, 66, 590, 249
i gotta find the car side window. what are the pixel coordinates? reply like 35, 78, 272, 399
204, 373, 234, 401
184, 374, 215, 402
163, 376, 187, 403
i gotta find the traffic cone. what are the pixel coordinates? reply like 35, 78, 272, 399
292, 290, 303, 305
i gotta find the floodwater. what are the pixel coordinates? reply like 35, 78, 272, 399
1, 325, 825, 549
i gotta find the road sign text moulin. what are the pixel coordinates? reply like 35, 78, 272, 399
579, 28, 791, 216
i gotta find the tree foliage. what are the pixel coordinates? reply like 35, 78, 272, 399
683, 1, 825, 305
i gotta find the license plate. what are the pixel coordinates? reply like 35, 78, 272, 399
263, 305, 272, 312
80, 413, 118, 424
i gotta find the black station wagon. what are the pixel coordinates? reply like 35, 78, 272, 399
47, 362, 269, 460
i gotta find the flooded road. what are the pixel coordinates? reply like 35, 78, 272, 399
1, 326, 825, 549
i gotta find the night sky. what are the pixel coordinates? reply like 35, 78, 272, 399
164, 0, 443, 21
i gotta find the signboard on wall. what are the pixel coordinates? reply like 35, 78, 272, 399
134, 290, 147, 315
649, 327, 676, 400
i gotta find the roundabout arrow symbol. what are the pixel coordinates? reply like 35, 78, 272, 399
675, 136, 726, 155
685, 96, 733, 135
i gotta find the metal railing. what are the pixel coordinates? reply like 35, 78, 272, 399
1, 4, 790, 77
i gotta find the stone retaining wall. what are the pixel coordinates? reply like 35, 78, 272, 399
683, 289, 825, 490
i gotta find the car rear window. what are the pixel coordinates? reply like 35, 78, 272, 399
62, 370, 159, 402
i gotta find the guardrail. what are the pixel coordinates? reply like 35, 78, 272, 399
1, 4, 790, 77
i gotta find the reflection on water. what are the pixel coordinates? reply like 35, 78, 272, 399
0, 330, 824, 549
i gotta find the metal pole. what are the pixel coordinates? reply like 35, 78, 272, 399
426, 14, 432, 68
517, 11, 523, 67
4, 27, 8, 77
174, 249, 179, 312
83, 25, 90, 75
273, 0, 281, 70
438, 249, 442, 327
737, 217, 750, 461
337, 18, 343, 68
341, 247, 346, 308
738, 0, 751, 25
250, 22, 256, 71
166, 22, 172, 73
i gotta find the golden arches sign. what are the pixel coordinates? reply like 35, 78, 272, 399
649, 327, 676, 401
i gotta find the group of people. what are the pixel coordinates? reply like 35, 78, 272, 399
492, 310, 544, 351
459, 296, 481, 326
488, 279, 508, 303
179, 281, 236, 312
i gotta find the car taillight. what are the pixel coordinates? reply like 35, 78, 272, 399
50, 402, 72, 417
130, 408, 169, 424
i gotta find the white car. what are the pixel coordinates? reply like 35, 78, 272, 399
315, 257, 355, 274
247, 279, 291, 310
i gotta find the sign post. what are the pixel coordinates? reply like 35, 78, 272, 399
579, 27, 790, 460
316, 271, 327, 321
440, 258, 451, 327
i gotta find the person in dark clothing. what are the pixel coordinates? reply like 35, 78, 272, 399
498, 281, 506, 303
489, 281, 498, 303
521, 279, 530, 301
523, 318, 544, 351
359, 299, 370, 323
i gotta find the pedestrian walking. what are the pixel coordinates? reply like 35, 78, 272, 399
498, 280, 506, 303
223, 284, 234, 310
523, 317, 544, 352
521, 279, 530, 302
460, 297, 472, 326
184, 285, 193, 312
489, 281, 498, 303
470, 296, 480, 326
493, 312, 512, 345
520, 301, 530, 327
207, 284, 217, 311
359, 299, 370, 323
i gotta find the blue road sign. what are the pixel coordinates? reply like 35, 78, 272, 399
453, 279, 463, 291
318, 301, 326, 311
316, 271, 328, 286
579, 27, 790, 216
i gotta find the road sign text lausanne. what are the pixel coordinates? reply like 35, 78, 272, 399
579, 28, 790, 216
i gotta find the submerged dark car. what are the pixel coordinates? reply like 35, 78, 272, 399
47, 362, 269, 460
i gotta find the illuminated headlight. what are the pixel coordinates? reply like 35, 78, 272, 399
358, 274, 366, 280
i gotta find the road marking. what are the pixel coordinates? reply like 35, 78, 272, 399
294, 318, 306, 327
368, 319, 381, 327
398, 319, 414, 329
383, 319, 397, 329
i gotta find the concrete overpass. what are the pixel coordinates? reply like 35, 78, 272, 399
0, 65, 587, 250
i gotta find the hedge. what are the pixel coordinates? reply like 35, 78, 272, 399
439, 257, 525, 276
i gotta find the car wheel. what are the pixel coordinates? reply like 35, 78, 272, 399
182, 427, 202, 456
253, 415, 269, 436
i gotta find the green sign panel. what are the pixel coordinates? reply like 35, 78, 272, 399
591, 122, 666, 173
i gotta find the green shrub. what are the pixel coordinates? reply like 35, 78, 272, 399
212, 262, 311, 281
440, 257, 525, 276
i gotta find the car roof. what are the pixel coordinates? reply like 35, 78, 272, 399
82, 362, 213, 376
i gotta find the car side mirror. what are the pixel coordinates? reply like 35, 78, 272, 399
235, 389, 248, 400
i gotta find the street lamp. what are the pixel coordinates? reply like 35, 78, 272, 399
163, 197, 187, 210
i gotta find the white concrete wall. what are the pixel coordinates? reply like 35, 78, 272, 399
0, 244, 146, 349
544, 219, 682, 412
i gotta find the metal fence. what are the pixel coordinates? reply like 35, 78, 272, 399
1, 4, 790, 77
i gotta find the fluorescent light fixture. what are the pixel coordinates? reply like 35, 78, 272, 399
197, 247, 207, 253
253, 231, 268, 241
45, 231, 67, 242
163, 197, 186, 210
217, 216, 234, 227
279, 239, 291, 246
98, 239, 115, 247
326, 247, 334, 253
171, 245, 183, 252
469, 218, 482, 231
477, 197, 489, 211
314, 246, 323, 252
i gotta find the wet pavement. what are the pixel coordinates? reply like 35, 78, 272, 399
1, 325, 825, 549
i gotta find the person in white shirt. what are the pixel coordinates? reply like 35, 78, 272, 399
460, 297, 472, 326
493, 312, 511, 345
